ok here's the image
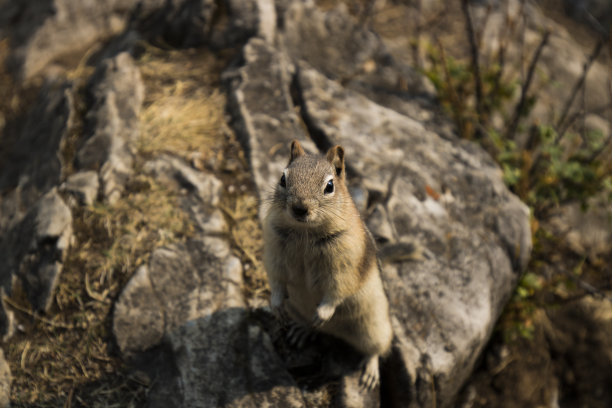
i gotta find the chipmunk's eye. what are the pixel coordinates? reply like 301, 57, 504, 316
279, 173, 286, 188
324, 179, 334, 195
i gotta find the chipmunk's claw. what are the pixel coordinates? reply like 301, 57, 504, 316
359, 356, 380, 390
286, 322, 315, 348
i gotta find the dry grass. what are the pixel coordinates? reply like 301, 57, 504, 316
6, 176, 191, 406
3, 43, 246, 406
220, 192, 268, 303
137, 44, 227, 160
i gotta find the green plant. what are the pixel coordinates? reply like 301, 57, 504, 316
423, 4, 612, 344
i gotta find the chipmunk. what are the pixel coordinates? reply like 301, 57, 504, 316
262, 140, 395, 390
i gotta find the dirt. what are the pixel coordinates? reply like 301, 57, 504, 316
456, 292, 612, 408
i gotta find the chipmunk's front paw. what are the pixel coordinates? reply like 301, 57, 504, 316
359, 356, 380, 390
312, 303, 335, 328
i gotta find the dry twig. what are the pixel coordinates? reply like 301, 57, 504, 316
461, 0, 484, 132
556, 38, 605, 140
505, 31, 550, 141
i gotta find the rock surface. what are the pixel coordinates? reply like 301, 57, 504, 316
0, 0, 218, 80
112, 161, 312, 407
0, 31, 78, 356
76, 51, 144, 203
226, 4, 531, 406
0, 0, 552, 406
60, 170, 99, 206
0, 188, 72, 312
0, 82, 74, 231
297, 63, 530, 405
279, 1, 438, 125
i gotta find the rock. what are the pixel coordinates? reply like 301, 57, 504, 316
60, 170, 99, 206
0, 0, 217, 80
114, 241, 313, 407
457, 294, 612, 408
0, 188, 72, 312
0, 82, 74, 232
143, 154, 228, 235
113, 265, 165, 355
210, 0, 276, 48
338, 374, 380, 408
224, 37, 312, 198
159, 309, 304, 408
296, 64, 531, 406
0, 349, 10, 408
76, 52, 144, 204
472, 0, 610, 138
226, 10, 531, 403
557, 0, 612, 35
140, 0, 217, 47
143, 155, 223, 207
548, 195, 612, 261
278, 1, 437, 125
113, 240, 244, 356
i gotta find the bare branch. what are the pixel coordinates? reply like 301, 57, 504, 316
505, 30, 551, 141
435, 38, 468, 138
461, 0, 484, 133
555, 38, 605, 141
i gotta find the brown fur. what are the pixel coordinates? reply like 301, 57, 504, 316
263, 140, 393, 389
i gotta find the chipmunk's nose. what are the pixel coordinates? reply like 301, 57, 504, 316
291, 204, 309, 220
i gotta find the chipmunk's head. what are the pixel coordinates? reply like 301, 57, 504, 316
273, 140, 347, 227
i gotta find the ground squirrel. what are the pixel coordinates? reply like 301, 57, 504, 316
263, 140, 393, 389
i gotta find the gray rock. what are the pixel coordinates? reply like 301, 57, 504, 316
113, 265, 165, 355
60, 170, 99, 206
296, 64, 531, 406
76, 52, 144, 204
141, 0, 217, 47
278, 1, 437, 124
338, 374, 380, 408
0, 0, 217, 80
548, 196, 612, 261
143, 154, 228, 236
225, 37, 313, 199
0, 82, 74, 232
143, 155, 223, 207
162, 309, 304, 408
0, 188, 72, 312
114, 240, 312, 407
473, 0, 610, 140
113, 240, 244, 357
225, 12, 531, 403
557, 0, 611, 35
210, 0, 276, 48
0, 349, 10, 408
545, 294, 612, 407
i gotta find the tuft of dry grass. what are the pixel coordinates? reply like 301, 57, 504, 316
220, 191, 268, 303
4, 43, 230, 406
3, 34, 274, 406
6, 175, 191, 406
137, 43, 227, 159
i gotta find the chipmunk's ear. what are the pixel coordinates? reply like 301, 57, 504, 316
326, 145, 345, 179
289, 140, 305, 163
